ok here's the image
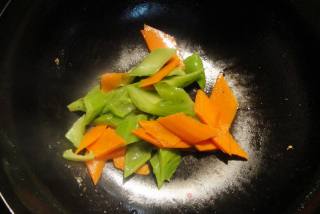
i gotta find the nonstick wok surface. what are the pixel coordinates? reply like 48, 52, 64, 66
0, 1, 320, 213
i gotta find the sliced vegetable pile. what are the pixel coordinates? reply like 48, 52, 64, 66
63, 25, 248, 188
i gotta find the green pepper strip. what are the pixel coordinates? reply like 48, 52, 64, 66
184, 53, 206, 89
129, 48, 176, 76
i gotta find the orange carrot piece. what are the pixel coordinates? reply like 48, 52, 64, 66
76, 125, 107, 154
141, 25, 177, 50
194, 90, 219, 127
227, 132, 248, 160
212, 133, 232, 155
141, 24, 182, 64
132, 128, 163, 148
170, 141, 192, 149
96, 147, 126, 161
86, 159, 106, 185
191, 75, 247, 158
113, 156, 150, 175
85, 146, 123, 185
210, 74, 239, 132
195, 139, 219, 151
140, 58, 179, 87
136, 164, 150, 175
113, 156, 125, 170
87, 128, 125, 159
100, 73, 129, 92
158, 113, 221, 143
139, 120, 191, 148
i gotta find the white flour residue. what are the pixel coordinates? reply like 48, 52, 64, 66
113, 43, 147, 71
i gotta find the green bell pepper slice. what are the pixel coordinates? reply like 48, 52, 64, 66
62, 149, 94, 161
184, 53, 206, 89
129, 48, 176, 76
128, 83, 194, 116
67, 98, 86, 112
162, 71, 201, 88
116, 114, 148, 145
101, 89, 118, 114
150, 149, 181, 188
154, 82, 195, 116
124, 142, 152, 178
127, 85, 161, 114
65, 115, 86, 148
167, 67, 186, 76
83, 85, 109, 124
159, 149, 181, 182
150, 152, 162, 187
92, 113, 123, 127
107, 87, 136, 118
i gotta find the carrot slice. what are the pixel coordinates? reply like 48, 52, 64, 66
195, 139, 219, 151
113, 156, 125, 170
100, 73, 130, 92
86, 159, 106, 185
113, 156, 123, 168
76, 125, 107, 154
132, 128, 163, 148
85, 147, 126, 185
140, 58, 179, 87
212, 133, 232, 155
113, 156, 150, 175
141, 24, 177, 50
141, 24, 182, 64
210, 74, 239, 132
158, 113, 221, 143
87, 128, 125, 159
227, 132, 248, 160
194, 90, 219, 127
136, 164, 150, 175
139, 120, 191, 148
96, 147, 126, 161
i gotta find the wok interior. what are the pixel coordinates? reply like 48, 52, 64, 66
0, 1, 319, 213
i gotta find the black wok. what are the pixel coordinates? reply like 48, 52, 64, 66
1, 0, 320, 213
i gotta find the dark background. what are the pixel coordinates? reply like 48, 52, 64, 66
1, 0, 320, 213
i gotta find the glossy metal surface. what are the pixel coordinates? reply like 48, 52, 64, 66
0, 0, 319, 213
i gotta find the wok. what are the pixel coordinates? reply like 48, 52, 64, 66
0, 0, 320, 213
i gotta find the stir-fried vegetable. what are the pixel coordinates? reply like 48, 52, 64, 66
167, 67, 185, 76
104, 87, 136, 118
150, 149, 181, 188
140, 57, 180, 87
76, 125, 107, 154
86, 159, 106, 185
62, 25, 248, 187
63, 149, 94, 161
184, 53, 206, 89
129, 48, 176, 76
113, 155, 150, 175
87, 128, 125, 158
92, 113, 123, 127
65, 115, 86, 147
83, 85, 109, 124
116, 114, 148, 145
158, 113, 221, 143
137, 120, 190, 149
162, 71, 201, 88
195, 89, 218, 127
100, 73, 133, 92
67, 98, 85, 112
140, 24, 183, 64
209, 74, 239, 132
124, 142, 152, 177
127, 84, 161, 114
